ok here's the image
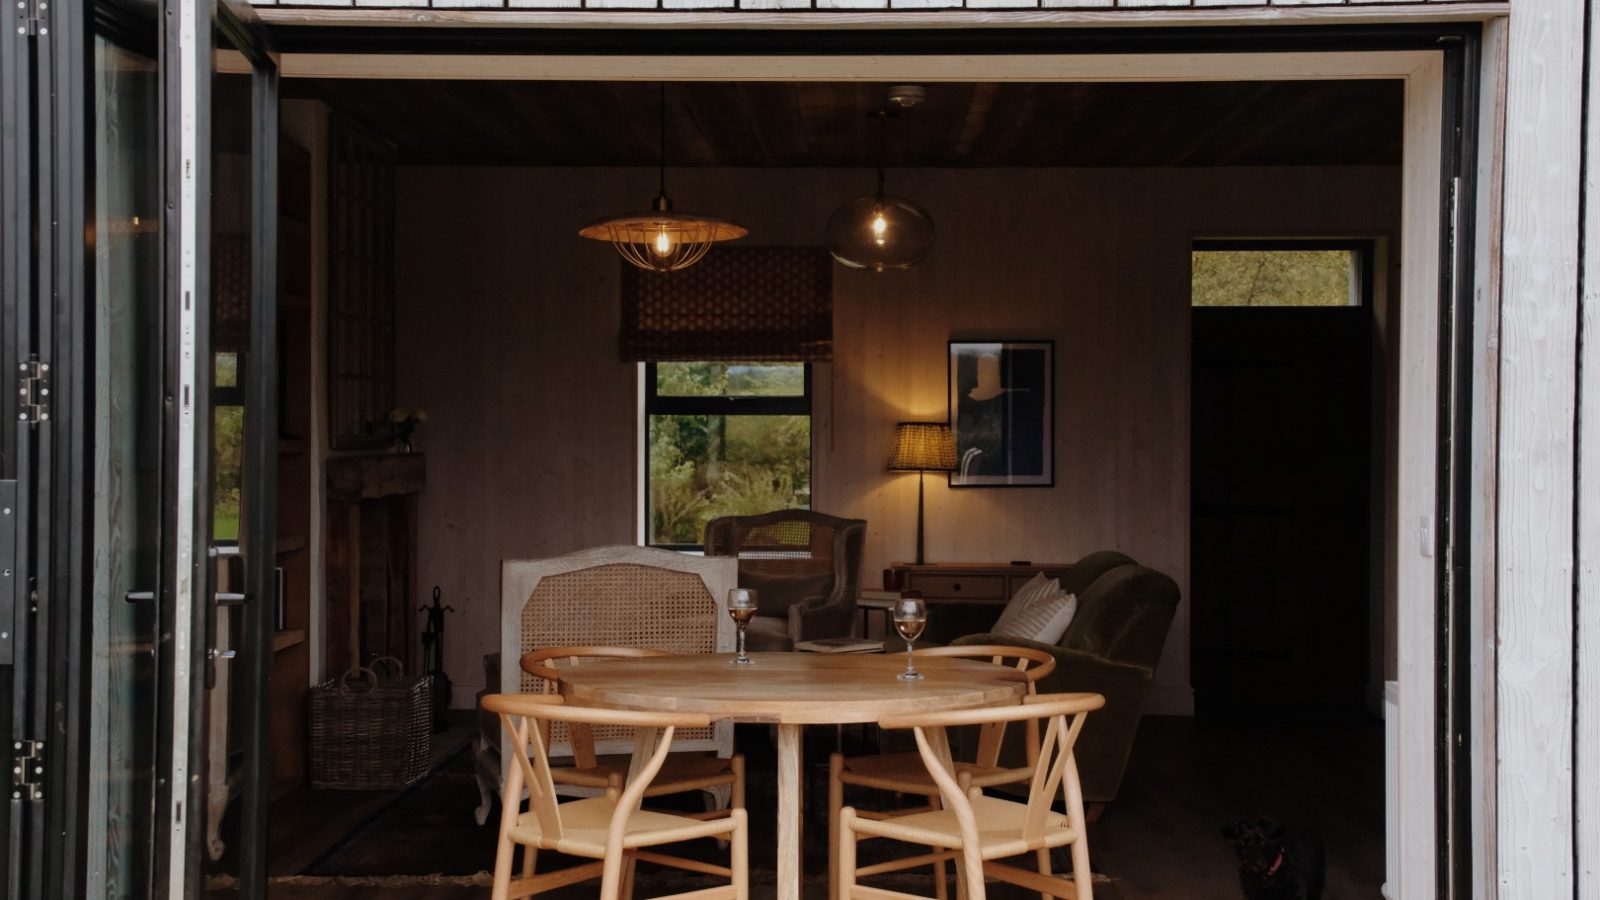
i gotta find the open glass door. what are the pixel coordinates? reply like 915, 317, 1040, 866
155, 0, 278, 897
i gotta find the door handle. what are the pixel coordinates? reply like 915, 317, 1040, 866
124, 590, 155, 604
210, 545, 252, 605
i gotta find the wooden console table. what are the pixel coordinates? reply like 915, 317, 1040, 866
890, 562, 1076, 605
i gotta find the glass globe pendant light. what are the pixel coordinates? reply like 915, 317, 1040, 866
579, 84, 747, 273
826, 111, 934, 272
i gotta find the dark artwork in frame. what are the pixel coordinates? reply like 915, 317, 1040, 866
948, 340, 1054, 487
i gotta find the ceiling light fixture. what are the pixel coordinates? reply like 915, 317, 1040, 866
826, 109, 934, 272
579, 83, 747, 273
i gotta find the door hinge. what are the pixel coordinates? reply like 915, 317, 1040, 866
12, 740, 43, 801
17, 359, 48, 424
15, 0, 47, 36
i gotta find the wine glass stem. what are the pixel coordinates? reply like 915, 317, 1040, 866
737, 628, 747, 661
905, 642, 915, 675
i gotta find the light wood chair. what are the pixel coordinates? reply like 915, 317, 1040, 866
837, 693, 1104, 900
521, 645, 745, 816
828, 646, 1056, 897
482, 693, 749, 900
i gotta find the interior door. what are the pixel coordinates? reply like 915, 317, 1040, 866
157, 0, 279, 897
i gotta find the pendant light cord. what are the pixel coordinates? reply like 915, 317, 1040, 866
875, 110, 887, 195
658, 82, 668, 199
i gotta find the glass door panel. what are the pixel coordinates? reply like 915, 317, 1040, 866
87, 30, 162, 900
200, 11, 276, 897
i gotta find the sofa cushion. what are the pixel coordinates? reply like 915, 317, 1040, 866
991, 574, 1078, 644
739, 559, 835, 617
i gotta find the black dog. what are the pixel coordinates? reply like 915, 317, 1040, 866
1221, 817, 1326, 900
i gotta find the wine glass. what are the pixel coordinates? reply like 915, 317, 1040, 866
892, 594, 927, 681
728, 588, 758, 665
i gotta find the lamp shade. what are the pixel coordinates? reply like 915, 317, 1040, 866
887, 422, 958, 472
826, 194, 935, 272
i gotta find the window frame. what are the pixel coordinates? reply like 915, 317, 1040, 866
642, 361, 814, 551
1191, 238, 1375, 309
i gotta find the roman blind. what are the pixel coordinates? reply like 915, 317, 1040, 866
619, 246, 832, 362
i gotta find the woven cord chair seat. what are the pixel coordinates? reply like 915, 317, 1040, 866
847, 794, 1079, 859
507, 797, 744, 857
551, 752, 742, 796
839, 751, 1024, 793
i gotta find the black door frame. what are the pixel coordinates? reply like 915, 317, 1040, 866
153, 0, 279, 896
265, 21, 1481, 899
13, 13, 1479, 900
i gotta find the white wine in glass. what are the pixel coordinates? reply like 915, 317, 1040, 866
728, 588, 758, 665
893, 595, 927, 681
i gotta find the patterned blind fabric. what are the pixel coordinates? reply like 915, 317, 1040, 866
619, 246, 833, 362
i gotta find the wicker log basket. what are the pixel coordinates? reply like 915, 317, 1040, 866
310, 657, 432, 790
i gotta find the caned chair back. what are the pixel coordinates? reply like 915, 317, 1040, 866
879, 693, 1105, 846
482, 693, 710, 844
519, 646, 671, 769
501, 546, 736, 763
913, 644, 1056, 767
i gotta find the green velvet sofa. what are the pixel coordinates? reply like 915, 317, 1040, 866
921, 551, 1180, 804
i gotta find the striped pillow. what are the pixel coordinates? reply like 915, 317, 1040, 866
991, 574, 1078, 645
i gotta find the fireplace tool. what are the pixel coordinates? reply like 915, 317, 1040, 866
420, 586, 455, 729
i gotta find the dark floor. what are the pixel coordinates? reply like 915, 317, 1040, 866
209, 713, 1384, 899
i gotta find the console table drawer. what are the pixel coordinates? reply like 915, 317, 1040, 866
904, 573, 1008, 601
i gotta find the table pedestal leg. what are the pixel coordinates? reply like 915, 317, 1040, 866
777, 723, 803, 900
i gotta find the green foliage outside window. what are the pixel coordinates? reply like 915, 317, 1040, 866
1192, 249, 1356, 307
648, 362, 811, 546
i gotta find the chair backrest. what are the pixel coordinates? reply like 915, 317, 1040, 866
880, 693, 1105, 846
482, 693, 710, 844
703, 510, 866, 618
913, 645, 1057, 767
501, 546, 736, 762
1059, 564, 1179, 663
520, 646, 671, 768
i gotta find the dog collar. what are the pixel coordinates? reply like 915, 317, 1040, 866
1265, 849, 1285, 880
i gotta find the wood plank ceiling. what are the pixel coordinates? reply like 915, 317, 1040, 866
284, 79, 1403, 168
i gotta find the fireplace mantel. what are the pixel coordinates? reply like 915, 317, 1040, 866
326, 452, 425, 502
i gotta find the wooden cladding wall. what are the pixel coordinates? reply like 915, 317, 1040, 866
394, 164, 1402, 714
328, 115, 398, 450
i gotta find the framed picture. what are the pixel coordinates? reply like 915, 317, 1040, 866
948, 340, 1054, 487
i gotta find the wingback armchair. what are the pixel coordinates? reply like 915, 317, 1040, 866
703, 510, 867, 651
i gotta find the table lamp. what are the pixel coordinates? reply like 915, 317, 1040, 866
887, 422, 958, 565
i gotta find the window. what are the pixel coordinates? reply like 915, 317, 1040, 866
1191, 240, 1369, 307
212, 351, 244, 541
645, 362, 812, 549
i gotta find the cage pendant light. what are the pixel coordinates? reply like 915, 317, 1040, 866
826, 111, 934, 272
579, 84, 747, 273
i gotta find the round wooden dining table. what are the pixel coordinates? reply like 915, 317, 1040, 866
559, 651, 1028, 900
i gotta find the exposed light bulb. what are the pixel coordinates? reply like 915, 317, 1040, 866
871, 211, 888, 247
653, 228, 674, 257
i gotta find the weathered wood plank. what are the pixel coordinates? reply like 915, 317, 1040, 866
254, 2, 1507, 28
1468, 14, 1509, 897
1498, 1, 1582, 898
1578, 0, 1600, 896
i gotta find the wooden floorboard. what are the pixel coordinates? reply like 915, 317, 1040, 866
213, 713, 1378, 899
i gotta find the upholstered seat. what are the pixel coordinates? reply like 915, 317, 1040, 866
703, 509, 867, 650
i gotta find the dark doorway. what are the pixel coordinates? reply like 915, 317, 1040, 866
1190, 241, 1375, 715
